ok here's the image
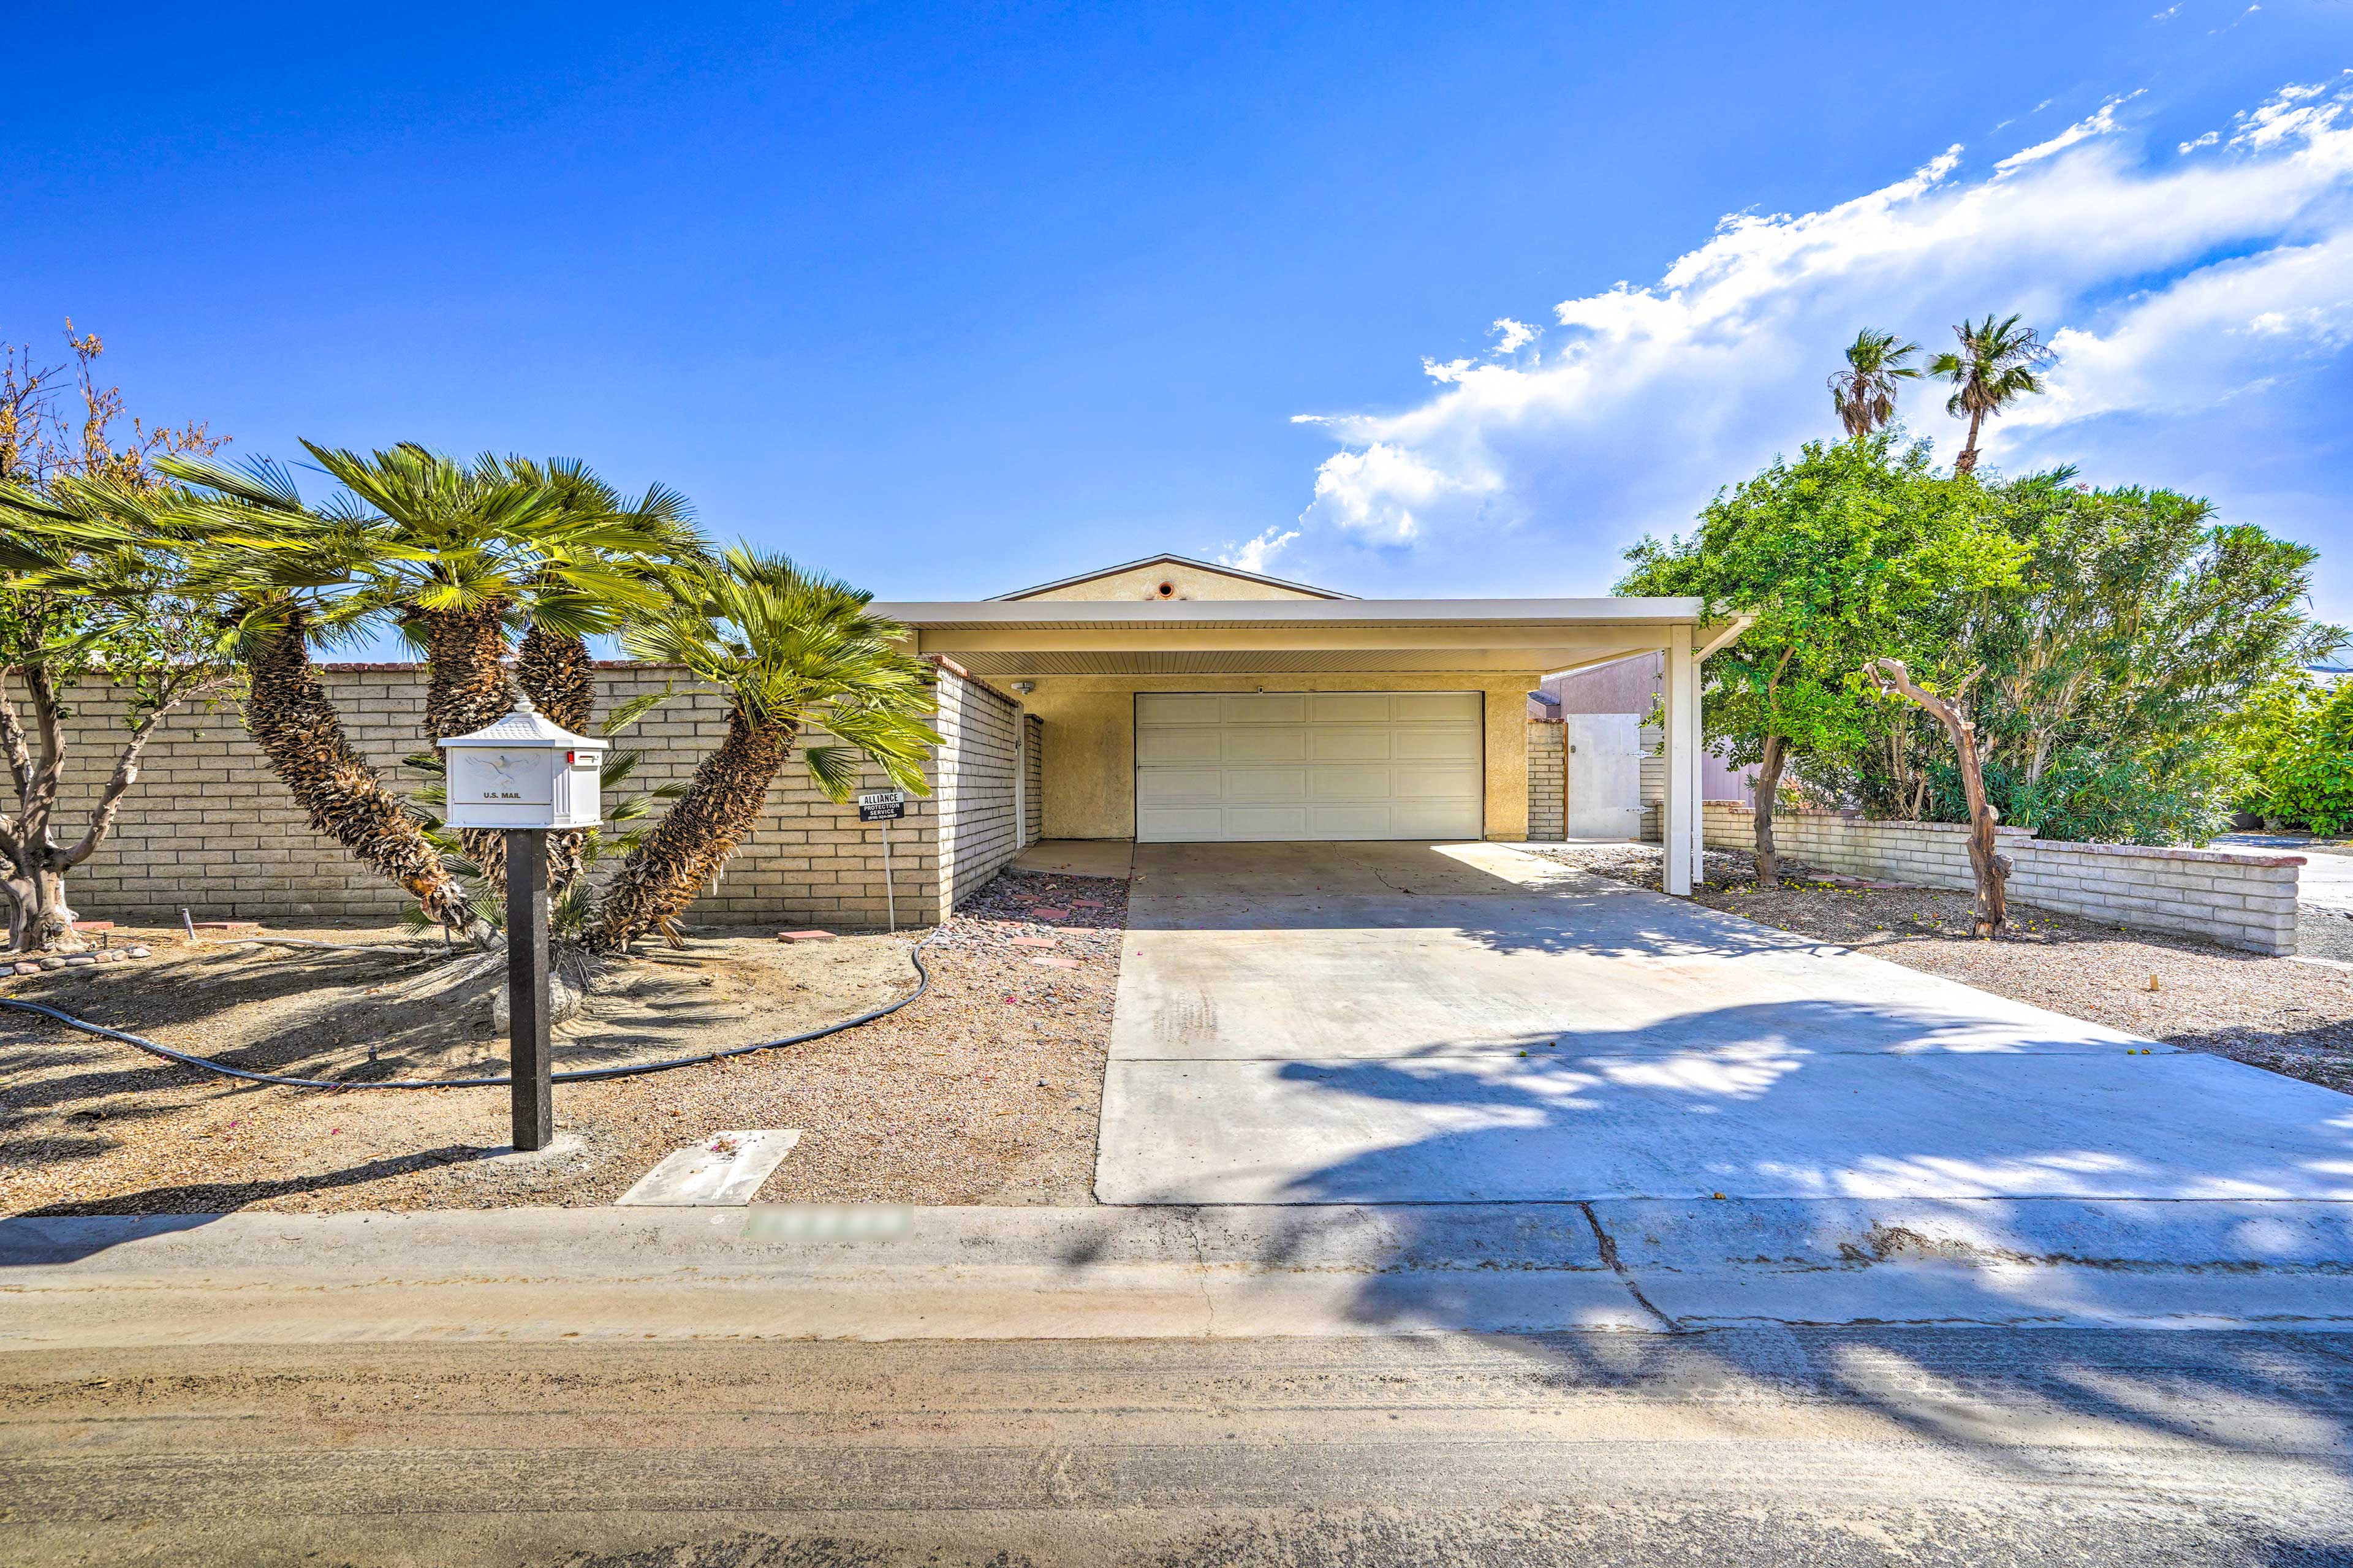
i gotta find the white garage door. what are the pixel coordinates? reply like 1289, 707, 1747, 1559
1135, 691, 1483, 843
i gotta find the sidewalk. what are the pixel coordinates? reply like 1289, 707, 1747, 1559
8, 1199, 2352, 1345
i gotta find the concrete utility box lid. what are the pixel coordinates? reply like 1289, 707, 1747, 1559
442, 695, 608, 831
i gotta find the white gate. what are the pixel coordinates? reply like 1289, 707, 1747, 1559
1562, 713, 1643, 839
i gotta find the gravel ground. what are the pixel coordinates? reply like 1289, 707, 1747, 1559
0, 869, 1124, 1214
1530, 841, 2353, 1094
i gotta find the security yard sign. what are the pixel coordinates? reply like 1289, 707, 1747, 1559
857, 790, 909, 932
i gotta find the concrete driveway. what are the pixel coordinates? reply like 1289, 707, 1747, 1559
1094, 841, 2353, 1205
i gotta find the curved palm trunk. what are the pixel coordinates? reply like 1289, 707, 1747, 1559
418, 603, 520, 892
516, 623, 596, 895
582, 710, 792, 953
517, 624, 596, 732
246, 610, 487, 940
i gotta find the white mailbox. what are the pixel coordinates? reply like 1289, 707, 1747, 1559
441, 696, 607, 830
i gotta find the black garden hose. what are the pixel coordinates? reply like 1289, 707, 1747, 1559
0, 927, 942, 1090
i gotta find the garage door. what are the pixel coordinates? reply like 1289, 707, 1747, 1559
1135, 692, 1483, 842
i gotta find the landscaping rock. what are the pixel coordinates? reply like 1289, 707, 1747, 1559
10, 961, 38, 975
62, 954, 97, 967
126, 947, 151, 959
776, 930, 837, 944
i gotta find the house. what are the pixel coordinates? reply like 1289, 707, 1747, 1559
42, 553, 1746, 935
874, 553, 1746, 907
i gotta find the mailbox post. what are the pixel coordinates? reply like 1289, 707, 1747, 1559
441, 696, 607, 1152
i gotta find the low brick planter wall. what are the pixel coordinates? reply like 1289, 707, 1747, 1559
1702, 801, 2302, 956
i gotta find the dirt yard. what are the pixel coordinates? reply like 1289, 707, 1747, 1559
1534, 841, 2353, 1094
0, 869, 1125, 1214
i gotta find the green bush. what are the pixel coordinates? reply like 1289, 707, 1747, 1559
2267, 680, 2353, 833
1923, 746, 2236, 846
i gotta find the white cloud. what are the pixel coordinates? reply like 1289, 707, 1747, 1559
1286, 78, 2353, 597
1219, 526, 1300, 573
2232, 71, 2352, 148
1491, 317, 1539, 354
1995, 92, 2143, 175
1306, 441, 1499, 545
2178, 129, 2219, 153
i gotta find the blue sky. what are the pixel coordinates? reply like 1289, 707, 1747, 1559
13, 1, 2353, 633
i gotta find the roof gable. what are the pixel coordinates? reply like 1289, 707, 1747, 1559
995, 553, 1350, 602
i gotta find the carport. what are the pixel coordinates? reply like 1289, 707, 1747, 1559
872, 593, 1748, 896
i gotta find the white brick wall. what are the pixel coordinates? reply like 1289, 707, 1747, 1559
11, 660, 1037, 933
1023, 713, 1045, 849
1525, 722, 1565, 842
933, 668, 1024, 915
1703, 801, 2303, 956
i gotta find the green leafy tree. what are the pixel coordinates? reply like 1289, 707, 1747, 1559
1827, 328, 1920, 438
1930, 314, 2050, 475
2265, 678, 2353, 834
2219, 673, 2332, 822
1618, 432, 2025, 885
583, 548, 938, 952
1879, 477, 2342, 843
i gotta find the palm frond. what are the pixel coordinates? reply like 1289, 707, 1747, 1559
600, 683, 673, 735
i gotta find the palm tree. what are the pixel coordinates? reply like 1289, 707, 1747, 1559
1827, 328, 1921, 438
1930, 314, 2050, 475
303, 443, 684, 743
304, 443, 705, 892
463, 455, 705, 893
150, 456, 491, 941
490, 456, 705, 732
582, 548, 938, 953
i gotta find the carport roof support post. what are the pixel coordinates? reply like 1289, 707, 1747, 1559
1665, 624, 1699, 897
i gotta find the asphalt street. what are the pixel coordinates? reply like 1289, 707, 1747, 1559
6, 1328, 2351, 1567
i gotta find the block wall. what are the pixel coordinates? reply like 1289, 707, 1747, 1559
8, 660, 1045, 933
1525, 722, 1565, 842
1701, 801, 2302, 956
933, 668, 1024, 915
1023, 713, 1044, 848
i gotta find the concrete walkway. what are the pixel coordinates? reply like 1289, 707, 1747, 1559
1095, 841, 2353, 1207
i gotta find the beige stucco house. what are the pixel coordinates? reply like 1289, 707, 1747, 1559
40, 553, 1743, 936
876, 553, 1746, 898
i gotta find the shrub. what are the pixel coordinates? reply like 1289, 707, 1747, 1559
2266, 681, 2353, 833
1923, 746, 2236, 846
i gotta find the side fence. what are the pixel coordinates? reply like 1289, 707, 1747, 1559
1702, 801, 2302, 956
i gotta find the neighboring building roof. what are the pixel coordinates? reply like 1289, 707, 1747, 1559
991, 553, 1354, 602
